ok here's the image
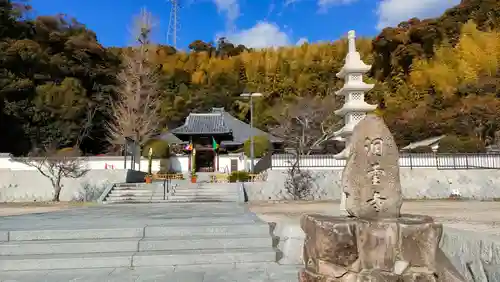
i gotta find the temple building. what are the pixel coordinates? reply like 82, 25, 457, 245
163, 107, 282, 172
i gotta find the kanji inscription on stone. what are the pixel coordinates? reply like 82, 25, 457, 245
367, 163, 385, 185
343, 114, 403, 218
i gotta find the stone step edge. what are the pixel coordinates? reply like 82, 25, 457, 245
0, 239, 273, 256
0, 233, 272, 245
103, 199, 235, 203
0, 247, 275, 259
0, 262, 294, 274
0, 248, 277, 271
102, 198, 245, 204
105, 198, 239, 201
106, 194, 239, 198
0, 224, 270, 241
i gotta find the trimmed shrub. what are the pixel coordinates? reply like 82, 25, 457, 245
142, 139, 170, 158
229, 171, 250, 182
407, 146, 434, 153
437, 135, 486, 153
243, 135, 271, 158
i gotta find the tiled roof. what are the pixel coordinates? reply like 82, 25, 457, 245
220, 111, 282, 143
169, 108, 282, 143
158, 132, 183, 144
401, 135, 446, 151
170, 113, 231, 134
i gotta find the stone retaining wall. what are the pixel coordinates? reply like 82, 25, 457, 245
0, 169, 146, 202
244, 168, 500, 201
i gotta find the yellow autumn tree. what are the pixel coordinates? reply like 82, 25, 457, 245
410, 21, 500, 97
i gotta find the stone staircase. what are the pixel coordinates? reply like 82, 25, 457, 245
0, 211, 275, 272
101, 182, 243, 204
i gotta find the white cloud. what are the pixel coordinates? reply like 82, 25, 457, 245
212, 0, 240, 29
376, 0, 461, 30
286, 0, 358, 10
284, 0, 300, 6
296, 37, 308, 45
318, 0, 358, 8
224, 22, 291, 49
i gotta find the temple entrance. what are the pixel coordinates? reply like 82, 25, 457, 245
195, 149, 215, 172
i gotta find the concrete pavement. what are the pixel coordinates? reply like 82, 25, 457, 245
0, 203, 300, 282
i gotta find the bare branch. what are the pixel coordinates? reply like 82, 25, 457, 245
270, 95, 341, 155
269, 94, 341, 200
12, 107, 95, 201
76, 104, 97, 147
13, 144, 89, 201
107, 8, 161, 147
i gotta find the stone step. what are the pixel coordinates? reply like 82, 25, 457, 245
108, 191, 237, 197
104, 199, 223, 204
4, 224, 269, 241
170, 191, 237, 196
0, 248, 276, 271
114, 183, 144, 188
168, 196, 239, 201
108, 194, 238, 199
105, 199, 237, 204
104, 195, 239, 202
106, 195, 163, 200
174, 184, 236, 188
172, 189, 239, 195
0, 234, 272, 256
198, 183, 240, 189
113, 184, 162, 190
0, 264, 301, 282
109, 190, 155, 195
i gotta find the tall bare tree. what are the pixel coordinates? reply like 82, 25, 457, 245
270, 95, 341, 199
271, 95, 341, 156
107, 8, 161, 154
14, 107, 96, 201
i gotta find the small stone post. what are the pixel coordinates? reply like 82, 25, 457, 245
333, 30, 377, 214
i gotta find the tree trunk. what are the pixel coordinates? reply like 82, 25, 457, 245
52, 182, 62, 202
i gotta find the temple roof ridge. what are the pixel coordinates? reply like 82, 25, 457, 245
167, 107, 283, 144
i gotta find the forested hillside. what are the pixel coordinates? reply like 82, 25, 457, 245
0, 0, 499, 155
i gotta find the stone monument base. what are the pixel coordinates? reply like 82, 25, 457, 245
298, 214, 465, 282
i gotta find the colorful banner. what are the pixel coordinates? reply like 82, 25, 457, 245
212, 137, 219, 150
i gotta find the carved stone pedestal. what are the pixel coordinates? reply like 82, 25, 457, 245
299, 214, 465, 282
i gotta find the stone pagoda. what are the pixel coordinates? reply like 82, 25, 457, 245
333, 30, 377, 160
334, 30, 378, 214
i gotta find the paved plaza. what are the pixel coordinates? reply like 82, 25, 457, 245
0, 203, 300, 282
2, 200, 500, 281
0, 263, 300, 282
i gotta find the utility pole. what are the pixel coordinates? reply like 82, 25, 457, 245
240, 92, 263, 173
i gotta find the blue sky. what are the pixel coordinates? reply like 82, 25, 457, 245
29, 0, 461, 49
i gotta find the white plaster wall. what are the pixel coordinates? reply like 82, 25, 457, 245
0, 156, 186, 174
217, 154, 250, 173
244, 168, 500, 202
0, 155, 255, 174
270, 154, 500, 169
0, 169, 137, 202
1, 154, 499, 172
